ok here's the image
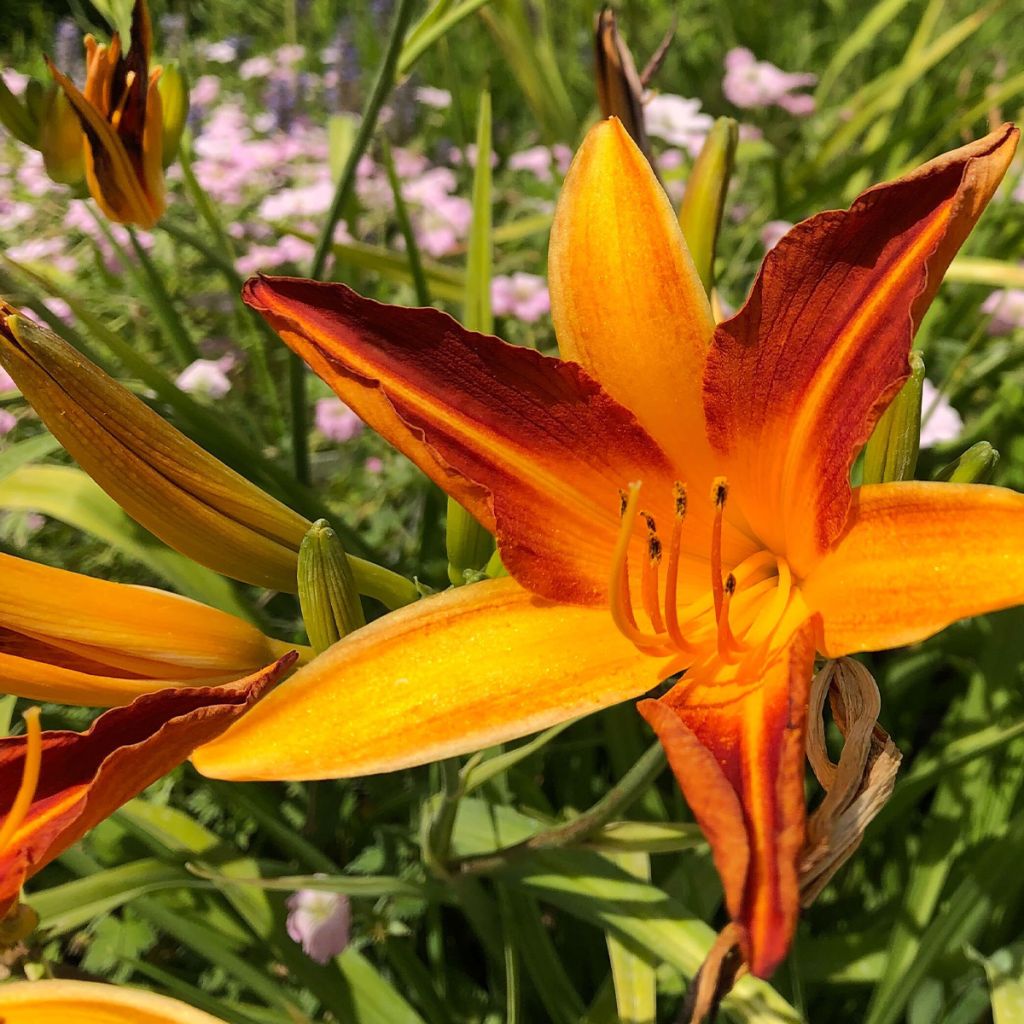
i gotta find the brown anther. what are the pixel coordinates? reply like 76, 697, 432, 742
711, 477, 729, 507
647, 534, 663, 563
618, 489, 628, 517
673, 481, 688, 518
724, 572, 736, 596
640, 511, 657, 534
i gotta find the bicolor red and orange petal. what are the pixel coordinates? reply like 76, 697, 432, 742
705, 125, 1018, 575
0, 655, 294, 917
0, 553, 298, 706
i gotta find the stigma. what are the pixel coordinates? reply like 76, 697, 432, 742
609, 479, 793, 673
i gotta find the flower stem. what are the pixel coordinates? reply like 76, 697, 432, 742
423, 758, 465, 877
454, 741, 667, 875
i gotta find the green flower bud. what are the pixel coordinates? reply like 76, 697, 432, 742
38, 86, 85, 185
298, 520, 366, 653
862, 352, 925, 484
23, 79, 49, 130
157, 62, 189, 168
935, 441, 1000, 484
679, 117, 739, 294
446, 499, 495, 587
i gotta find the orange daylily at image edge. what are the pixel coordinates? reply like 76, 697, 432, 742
192, 118, 1024, 978
47, 0, 165, 228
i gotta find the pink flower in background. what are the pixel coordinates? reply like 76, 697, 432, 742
0, 368, 16, 393
286, 887, 351, 964
552, 144, 573, 176
365, 456, 384, 474
236, 235, 315, 276
259, 177, 336, 220
315, 397, 364, 442
240, 55, 275, 79
1014, 175, 1024, 203
175, 356, 235, 399
0, 410, 16, 437
0, 198, 35, 230
723, 47, 817, 115
276, 44, 306, 65
191, 74, 221, 107
981, 288, 1024, 334
200, 40, 238, 63
7, 237, 76, 275
509, 145, 557, 182
417, 86, 451, 109
492, 273, 550, 323
17, 151, 56, 197
920, 379, 963, 448
1, 70, 28, 96
414, 195, 472, 257
644, 94, 713, 156
760, 219, 794, 251
42, 297, 73, 323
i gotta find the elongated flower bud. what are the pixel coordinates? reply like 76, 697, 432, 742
862, 352, 925, 484
0, 306, 308, 591
298, 520, 365, 653
447, 500, 495, 586
679, 117, 739, 294
594, 8, 652, 165
158, 61, 188, 168
935, 440, 1000, 484
38, 86, 85, 185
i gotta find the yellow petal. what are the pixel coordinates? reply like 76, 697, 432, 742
549, 118, 715, 478
193, 576, 657, 781
0, 979, 229, 1023
802, 482, 1024, 656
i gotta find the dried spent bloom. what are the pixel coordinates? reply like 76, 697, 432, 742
286, 885, 352, 963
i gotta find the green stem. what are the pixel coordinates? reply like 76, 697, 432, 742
309, 0, 419, 278
126, 226, 200, 364
455, 742, 667, 875
288, 353, 311, 486
381, 138, 432, 306
424, 758, 465, 877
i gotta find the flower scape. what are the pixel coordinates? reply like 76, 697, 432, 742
2, 1, 1024, 1022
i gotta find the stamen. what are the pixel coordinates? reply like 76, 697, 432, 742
717, 574, 745, 661
609, 484, 671, 654
0, 709, 42, 855
640, 512, 665, 633
665, 484, 697, 653
710, 477, 729, 622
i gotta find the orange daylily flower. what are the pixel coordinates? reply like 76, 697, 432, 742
47, 0, 165, 228
0, 655, 293, 920
0, 552, 301, 706
0, 979, 229, 1023
194, 119, 1024, 978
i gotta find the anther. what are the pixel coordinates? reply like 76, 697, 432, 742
640, 511, 665, 633
674, 482, 688, 519
618, 489, 629, 517
716, 573, 744, 661
0, 708, 42, 856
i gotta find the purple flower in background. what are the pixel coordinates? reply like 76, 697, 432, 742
981, 288, 1024, 334
644, 94, 714, 156
417, 86, 451, 109
286, 886, 351, 964
315, 397, 364, 442
492, 273, 551, 323
0, 410, 16, 437
920, 379, 963, 448
175, 356, 235, 399
760, 219, 794, 251
276, 44, 306, 65
723, 47, 817, 115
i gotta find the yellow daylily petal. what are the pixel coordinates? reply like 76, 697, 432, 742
193, 576, 657, 781
0, 979, 229, 1023
549, 117, 715, 478
802, 482, 1024, 656
0, 552, 294, 706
